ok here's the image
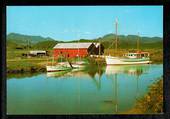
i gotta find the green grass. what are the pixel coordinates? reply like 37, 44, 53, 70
135, 77, 163, 113
123, 77, 163, 114
7, 48, 163, 73
7, 57, 47, 73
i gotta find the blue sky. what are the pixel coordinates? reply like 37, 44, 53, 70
7, 6, 163, 41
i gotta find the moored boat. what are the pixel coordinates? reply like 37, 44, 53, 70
46, 57, 73, 72
105, 18, 152, 65
71, 61, 87, 69
46, 65, 72, 72
106, 51, 152, 65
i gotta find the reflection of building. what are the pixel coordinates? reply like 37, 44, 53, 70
53, 43, 104, 59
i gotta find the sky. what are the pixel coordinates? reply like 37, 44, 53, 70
7, 6, 163, 41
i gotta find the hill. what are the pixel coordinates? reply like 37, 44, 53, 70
32, 40, 61, 50
96, 34, 163, 49
7, 33, 55, 45
7, 33, 163, 50
69, 34, 163, 49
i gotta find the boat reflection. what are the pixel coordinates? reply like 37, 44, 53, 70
105, 64, 150, 76
103, 64, 151, 113
46, 70, 71, 77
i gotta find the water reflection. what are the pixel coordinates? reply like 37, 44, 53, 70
104, 64, 151, 113
46, 70, 70, 78
7, 64, 162, 114
7, 72, 42, 79
105, 64, 150, 76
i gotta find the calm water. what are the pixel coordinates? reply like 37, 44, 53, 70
7, 64, 163, 114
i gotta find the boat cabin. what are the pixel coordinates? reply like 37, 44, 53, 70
124, 52, 150, 59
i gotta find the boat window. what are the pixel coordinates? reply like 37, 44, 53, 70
141, 54, 144, 57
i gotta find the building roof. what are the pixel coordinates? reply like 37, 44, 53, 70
53, 43, 93, 49
30, 50, 46, 54
93, 43, 101, 47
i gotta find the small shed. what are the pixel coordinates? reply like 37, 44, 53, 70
29, 50, 48, 56
94, 43, 104, 55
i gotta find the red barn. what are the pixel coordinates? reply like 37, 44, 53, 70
53, 43, 96, 59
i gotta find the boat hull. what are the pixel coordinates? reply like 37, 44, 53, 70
46, 65, 72, 72
71, 61, 87, 69
105, 56, 152, 65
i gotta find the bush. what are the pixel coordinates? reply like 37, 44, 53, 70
135, 77, 163, 113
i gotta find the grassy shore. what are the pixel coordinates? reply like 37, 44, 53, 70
7, 58, 47, 73
123, 77, 163, 114
7, 48, 162, 73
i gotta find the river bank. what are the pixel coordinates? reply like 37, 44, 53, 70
123, 77, 163, 114
7, 48, 162, 74
7, 58, 47, 73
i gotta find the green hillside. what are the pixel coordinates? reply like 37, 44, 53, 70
7, 33, 163, 50
97, 34, 163, 49
7, 33, 55, 45
32, 40, 60, 50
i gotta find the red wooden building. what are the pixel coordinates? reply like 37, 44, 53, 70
53, 43, 97, 59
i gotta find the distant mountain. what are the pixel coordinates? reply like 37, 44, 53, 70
7, 33, 55, 45
96, 34, 163, 49
32, 40, 63, 50
7, 32, 163, 50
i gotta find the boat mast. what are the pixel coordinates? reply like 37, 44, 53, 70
77, 34, 80, 61
99, 38, 101, 56
27, 38, 29, 58
115, 18, 118, 52
137, 32, 140, 51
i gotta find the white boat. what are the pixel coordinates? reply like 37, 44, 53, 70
46, 65, 72, 72
105, 18, 152, 65
105, 52, 152, 65
71, 61, 87, 69
46, 58, 72, 72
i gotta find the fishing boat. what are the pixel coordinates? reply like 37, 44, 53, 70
71, 61, 87, 69
46, 65, 72, 72
106, 51, 151, 65
71, 35, 88, 69
105, 19, 151, 65
46, 56, 72, 72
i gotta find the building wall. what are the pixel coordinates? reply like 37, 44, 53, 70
53, 48, 88, 59
95, 45, 104, 55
